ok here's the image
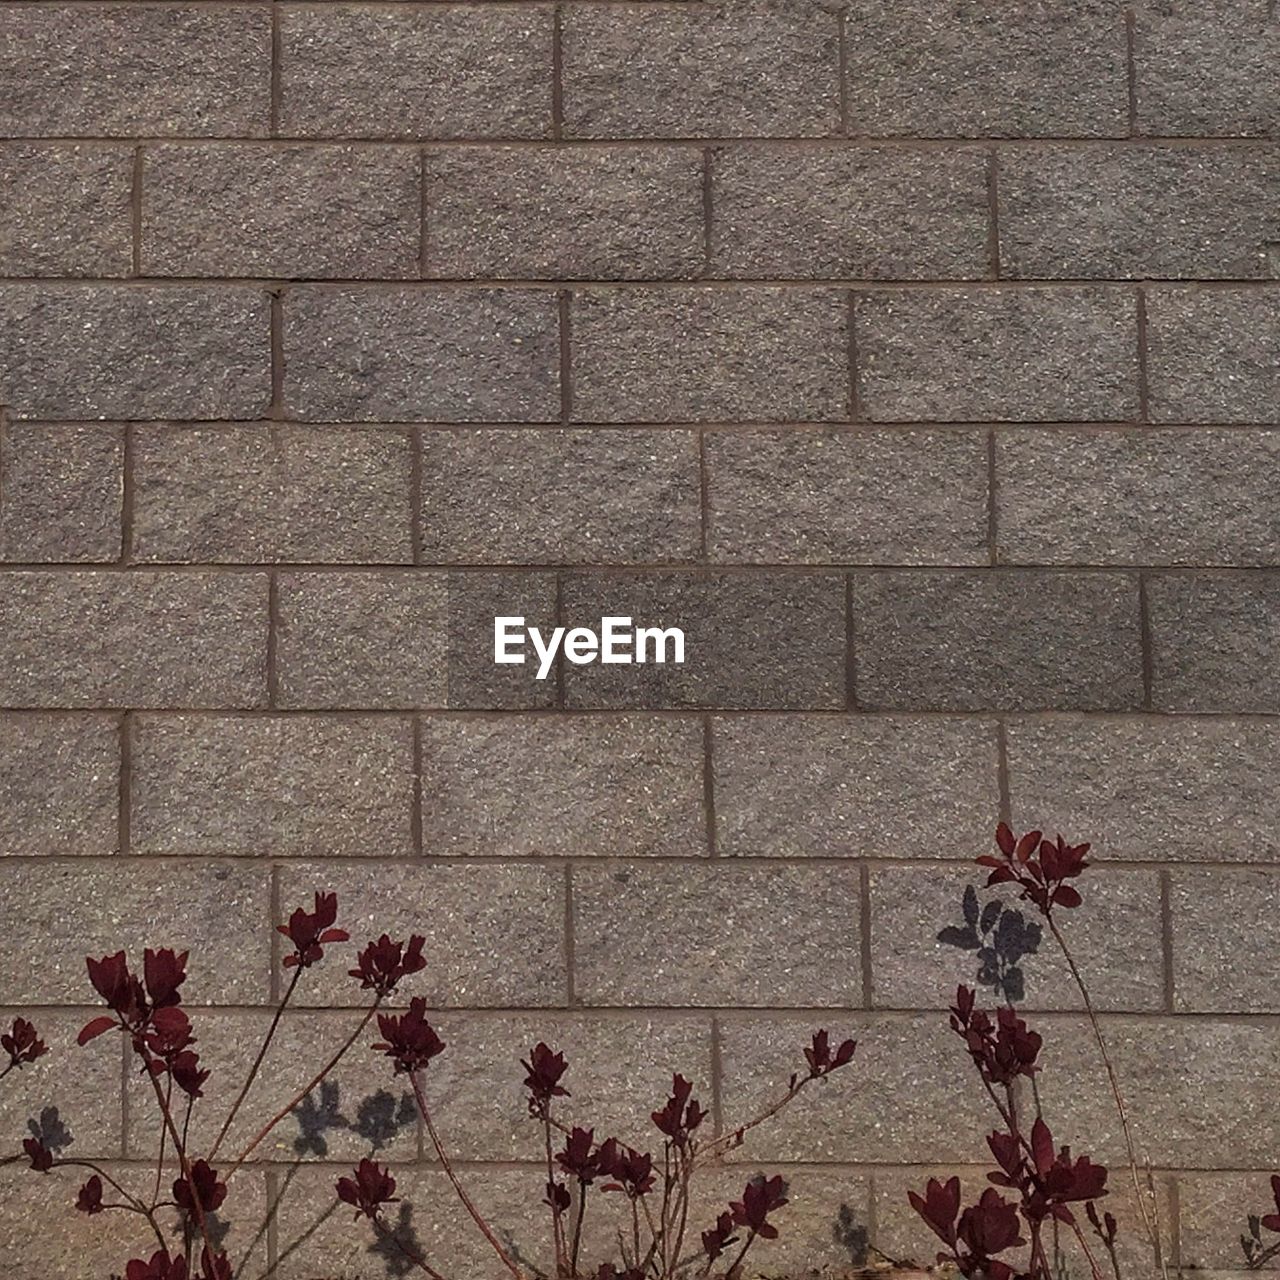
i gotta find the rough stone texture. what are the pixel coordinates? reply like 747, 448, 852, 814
279, 862, 566, 1008
854, 287, 1139, 421
997, 428, 1280, 565
0, 571, 268, 708
0, 860, 270, 1003
130, 714, 415, 857
418, 429, 701, 564
1147, 286, 1280, 423
0, 5, 271, 138
0, 286, 270, 420
1009, 715, 1280, 861
1171, 868, 1280, 1012
704, 427, 989, 563
1176, 1173, 1278, 1271
283, 288, 560, 422
419, 715, 706, 857
0, 714, 118, 855
844, 0, 1129, 136
0, 145, 133, 277
561, 2, 842, 140
573, 863, 863, 1006
571, 287, 848, 422
851, 571, 1144, 710
1133, 0, 1279, 136
141, 144, 422, 279
710, 145, 990, 278
560, 572, 846, 709
0, 422, 123, 562
1148, 573, 1280, 712
132, 424, 413, 564
712, 715, 998, 857
1000, 144, 1280, 278
424, 146, 704, 280
280, 6, 552, 140
869, 864, 1165, 1011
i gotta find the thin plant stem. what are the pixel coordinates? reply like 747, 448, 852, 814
569, 1181, 587, 1277
372, 1211, 451, 1280
1066, 1216, 1107, 1280
542, 1112, 568, 1274
209, 965, 302, 1161
55, 1157, 169, 1252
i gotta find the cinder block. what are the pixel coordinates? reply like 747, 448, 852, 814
561, 3, 841, 139
424, 146, 704, 279
132, 425, 413, 564
141, 144, 422, 279
851, 571, 1143, 710
283, 288, 560, 422
1176, 1173, 1280, 1272
710, 145, 990, 279
0, 571, 268, 708
419, 715, 706, 857
704, 428, 988, 563
418, 428, 701, 564
279, 6, 553, 140
0, 423, 123, 563
130, 714, 415, 858
853, 288, 1139, 422
0, 285, 270, 420
570, 288, 848, 422
573, 863, 864, 1006
0, 714, 119, 855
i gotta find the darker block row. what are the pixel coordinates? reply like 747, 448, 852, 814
1, 2, 1273, 141
6, 568, 1280, 710
1, 285, 1278, 422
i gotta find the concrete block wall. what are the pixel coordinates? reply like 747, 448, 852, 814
0, 0, 1278, 1273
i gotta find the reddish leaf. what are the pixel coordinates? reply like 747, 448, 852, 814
77, 1016, 116, 1046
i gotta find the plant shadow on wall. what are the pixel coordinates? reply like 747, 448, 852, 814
0, 833, 1278, 1279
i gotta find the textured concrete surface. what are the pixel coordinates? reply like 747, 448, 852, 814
0, 0, 1277, 1274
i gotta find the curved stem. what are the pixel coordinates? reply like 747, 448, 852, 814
55, 1157, 168, 1253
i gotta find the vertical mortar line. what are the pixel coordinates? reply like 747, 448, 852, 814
1125, 8, 1139, 136
709, 1016, 724, 1137
986, 146, 1001, 279
409, 427, 424, 565
551, 4, 564, 141
1135, 285, 1150, 423
411, 713, 424, 858
702, 714, 717, 857
1159, 867, 1175, 1012
858, 861, 873, 1009
269, 864, 282, 1003
563, 861, 576, 1007
118, 710, 133, 855
986, 428, 998, 566
1138, 571, 1154, 710
837, 8, 850, 135
866, 1172, 880, 1259
995, 718, 1012, 827
700, 147, 714, 277
131, 147, 144, 277
120, 422, 135, 564
558, 290, 573, 424
844, 573, 859, 710
269, 0, 283, 136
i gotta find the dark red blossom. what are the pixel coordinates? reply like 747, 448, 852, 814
1087, 1200, 1118, 1248
76, 1174, 104, 1214
125, 1250, 189, 1280
909, 1175, 962, 1250
957, 1187, 1024, 1260
278, 891, 348, 969
979, 824, 1091, 915
143, 948, 188, 1009
23, 1137, 52, 1172
556, 1126, 601, 1183
544, 1179, 571, 1214
173, 1160, 227, 1218
169, 1049, 210, 1099
730, 1174, 788, 1240
85, 951, 146, 1028
336, 1158, 399, 1222
373, 998, 445, 1074
1263, 1174, 1280, 1233
145, 1005, 195, 1060
804, 1028, 857, 1078
2, 1017, 47, 1068
950, 986, 1041, 1086
701, 1210, 738, 1262
651, 1074, 706, 1147
349, 934, 427, 996
521, 1042, 569, 1117
199, 1249, 232, 1280
599, 1140, 655, 1199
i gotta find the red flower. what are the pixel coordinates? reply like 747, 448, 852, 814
85, 951, 146, 1027
556, 1126, 601, 1183
143, 948, 188, 1009
979, 824, 1091, 915
76, 1174, 104, 1214
521, 1042, 570, 1117
957, 1187, 1024, 1258
701, 1209, 738, 1262
336, 1158, 398, 1222
173, 1160, 227, 1218
199, 1249, 232, 1280
804, 1028, 857, 1078
349, 933, 427, 996
2, 1017, 47, 1068
23, 1137, 52, 1172
373, 998, 445, 1074
278, 891, 348, 969
544, 1179, 571, 1214
146, 1006, 195, 1061
909, 1175, 962, 1249
950, 987, 1041, 1086
730, 1174, 788, 1240
651, 1074, 706, 1147
169, 1049, 210, 1100
1263, 1174, 1280, 1233
125, 1250, 189, 1280
599, 1141, 655, 1199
